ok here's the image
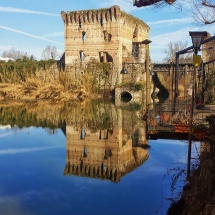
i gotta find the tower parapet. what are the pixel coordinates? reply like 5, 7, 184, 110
61, 5, 122, 25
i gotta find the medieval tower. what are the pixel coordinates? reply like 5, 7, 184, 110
61, 5, 150, 66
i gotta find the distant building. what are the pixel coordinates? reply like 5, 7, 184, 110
61, 5, 150, 66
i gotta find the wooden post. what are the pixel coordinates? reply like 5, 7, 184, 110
184, 65, 188, 100
169, 62, 173, 101
187, 65, 196, 178
202, 64, 206, 104
145, 45, 150, 106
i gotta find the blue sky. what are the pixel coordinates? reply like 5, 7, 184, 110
0, 0, 214, 62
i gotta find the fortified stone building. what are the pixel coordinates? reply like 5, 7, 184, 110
61, 5, 150, 66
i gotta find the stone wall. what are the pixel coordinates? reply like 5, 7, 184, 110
60, 5, 150, 99
202, 32, 215, 62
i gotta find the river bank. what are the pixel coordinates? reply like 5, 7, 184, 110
168, 140, 215, 215
0, 79, 91, 101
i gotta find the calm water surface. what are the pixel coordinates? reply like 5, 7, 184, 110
0, 100, 193, 215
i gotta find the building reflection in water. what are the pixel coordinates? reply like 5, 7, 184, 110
64, 108, 149, 183
0, 100, 149, 183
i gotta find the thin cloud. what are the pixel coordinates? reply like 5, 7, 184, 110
93, 0, 141, 12
0, 132, 14, 138
0, 146, 61, 155
0, 25, 64, 45
43, 31, 64, 38
147, 18, 193, 26
0, 6, 60, 16
150, 27, 196, 49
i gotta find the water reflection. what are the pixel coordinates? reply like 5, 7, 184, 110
0, 100, 149, 183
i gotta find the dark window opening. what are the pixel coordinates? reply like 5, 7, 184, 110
80, 51, 84, 62
79, 18, 82, 28
103, 31, 112, 42
132, 43, 140, 58
104, 149, 112, 160
99, 52, 113, 63
133, 25, 138, 38
81, 128, 85, 139
82, 32, 86, 42
84, 148, 87, 157
100, 17, 104, 26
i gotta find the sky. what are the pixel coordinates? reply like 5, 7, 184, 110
0, 0, 214, 62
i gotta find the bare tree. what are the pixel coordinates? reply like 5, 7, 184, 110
189, 0, 215, 25
42, 46, 59, 60
132, 0, 215, 25
163, 41, 192, 63
1, 47, 28, 60
41, 45, 51, 60
51, 46, 57, 59
133, 0, 176, 7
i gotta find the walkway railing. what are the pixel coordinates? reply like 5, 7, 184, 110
146, 101, 214, 138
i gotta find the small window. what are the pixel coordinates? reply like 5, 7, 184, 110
132, 43, 140, 58
79, 20, 82, 28
84, 148, 87, 157
81, 128, 85, 139
103, 30, 108, 42
80, 51, 84, 62
82, 32, 86, 42
100, 17, 104, 26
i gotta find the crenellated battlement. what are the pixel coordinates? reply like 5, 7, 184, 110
61, 5, 148, 30
61, 5, 121, 25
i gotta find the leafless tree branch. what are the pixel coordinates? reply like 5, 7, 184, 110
131, 0, 215, 25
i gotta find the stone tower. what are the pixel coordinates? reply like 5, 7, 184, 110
61, 5, 150, 66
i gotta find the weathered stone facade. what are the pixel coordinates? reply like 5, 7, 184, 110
202, 32, 215, 62
61, 5, 150, 66
64, 106, 149, 182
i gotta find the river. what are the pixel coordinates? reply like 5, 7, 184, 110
0, 100, 198, 215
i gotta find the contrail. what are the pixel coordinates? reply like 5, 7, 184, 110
0, 25, 64, 45
0, 6, 60, 16
147, 18, 193, 25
